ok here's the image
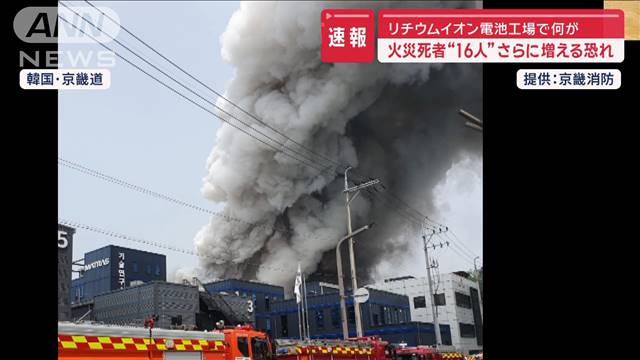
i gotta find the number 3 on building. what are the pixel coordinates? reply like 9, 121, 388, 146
247, 300, 254, 313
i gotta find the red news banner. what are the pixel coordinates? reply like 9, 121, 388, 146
321, 9, 625, 63
321, 9, 375, 63
378, 9, 624, 63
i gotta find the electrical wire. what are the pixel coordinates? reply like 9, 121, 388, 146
58, 157, 291, 234
59, 2, 478, 270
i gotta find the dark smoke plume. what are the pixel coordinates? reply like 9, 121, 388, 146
177, 1, 482, 288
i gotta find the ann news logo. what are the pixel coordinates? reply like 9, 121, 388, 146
321, 9, 374, 63
14, 6, 119, 68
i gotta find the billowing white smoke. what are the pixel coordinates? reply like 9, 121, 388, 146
189, 1, 481, 287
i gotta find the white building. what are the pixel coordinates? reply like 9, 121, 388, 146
372, 272, 483, 355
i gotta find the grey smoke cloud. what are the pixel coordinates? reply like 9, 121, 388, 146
190, 1, 482, 287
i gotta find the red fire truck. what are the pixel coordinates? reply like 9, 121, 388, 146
58, 321, 273, 360
59, 321, 464, 360
395, 345, 465, 360
275, 336, 394, 360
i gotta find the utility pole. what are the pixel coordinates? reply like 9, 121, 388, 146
474, 256, 483, 319
302, 272, 310, 340
344, 167, 379, 338
300, 276, 306, 340
297, 299, 303, 340
423, 224, 444, 347
336, 239, 349, 339
473, 256, 480, 282
336, 224, 372, 339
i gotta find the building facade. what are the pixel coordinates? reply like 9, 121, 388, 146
71, 245, 166, 303
203, 279, 285, 334
58, 224, 75, 321
269, 282, 451, 346
372, 273, 483, 354
92, 281, 200, 329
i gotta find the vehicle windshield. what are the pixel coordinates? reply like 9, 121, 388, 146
251, 337, 270, 360
238, 336, 250, 357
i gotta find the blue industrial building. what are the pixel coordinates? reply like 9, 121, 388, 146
269, 282, 451, 346
203, 279, 285, 334
71, 245, 166, 303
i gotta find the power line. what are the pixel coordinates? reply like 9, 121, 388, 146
57, 6, 420, 233
435, 234, 476, 266
83, 0, 347, 173
61, 219, 296, 275
59, 2, 340, 178
63, 1, 454, 237
441, 231, 478, 261
59, 4, 477, 269
358, 191, 477, 268
58, 157, 291, 234
340, 178, 477, 268
423, 215, 479, 259
60, 218, 198, 256
446, 228, 479, 259
62, 217, 471, 286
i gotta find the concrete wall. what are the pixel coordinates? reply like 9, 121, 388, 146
93, 281, 199, 329
58, 224, 75, 321
372, 273, 483, 354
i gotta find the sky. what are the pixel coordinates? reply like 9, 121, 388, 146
58, 1, 482, 284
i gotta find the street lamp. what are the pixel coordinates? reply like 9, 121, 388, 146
343, 167, 379, 338
459, 109, 483, 132
336, 223, 373, 339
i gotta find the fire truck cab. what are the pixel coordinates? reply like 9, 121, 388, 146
223, 324, 274, 360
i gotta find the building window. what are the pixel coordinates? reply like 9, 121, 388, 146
280, 315, 288, 337
347, 306, 355, 324
372, 313, 380, 326
266, 318, 271, 331
413, 296, 426, 309
171, 315, 182, 326
146, 264, 151, 275
455, 292, 472, 309
316, 310, 324, 329
469, 287, 483, 346
132, 262, 138, 273
379, 305, 386, 325
265, 296, 270, 311
155, 264, 161, 276
459, 323, 476, 338
434, 293, 446, 306
330, 308, 340, 328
